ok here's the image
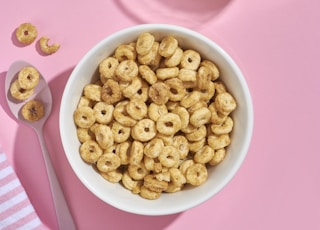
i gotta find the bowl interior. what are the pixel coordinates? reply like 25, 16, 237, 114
59, 24, 253, 215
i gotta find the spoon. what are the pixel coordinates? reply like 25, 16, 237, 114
5, 60, 76, 230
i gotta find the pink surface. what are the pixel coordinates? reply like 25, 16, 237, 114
0, 0, 319, 229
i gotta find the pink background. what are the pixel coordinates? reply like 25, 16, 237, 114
1, 0, 320, 229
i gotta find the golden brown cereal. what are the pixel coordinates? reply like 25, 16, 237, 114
21, 100, 45, 122
97, 153, 121, 172
116, 60, 139, 82
197, 66, 212, 90
126, 98, 147, 120
74, 106, 96, 128
144, 138, 164, 158
80, 140, 103, 163
115, 44, 137, 61
139, 65, 157, 85
122, 171, 143, 191
93, 102, 114, 125
185, 125, 207, 142
208, 134, 231, 150
131, 118, 157, 142
143, 174, 168, 193
138, 42, 161, 67
164, 47, 183, 67
156, 113, 181, 136
209, 148, 226, 166
129, 141, 144, 165
10, 80, 34, 101
158, 146, 180, 168
100, 169, 123, 183
148, 103, 168, 122
159, 35, 178, 57
77, 96, 93, 108
116, 141, 131, 165
39, 36, 60, 55
185, 163, 208, 186
99, 57, 119, 83
178, 68, 197, 82
148, 82, 170, 105
101, 79, 122, 104
113, 101, 137, 127
210, 116, 234, 135
15, 23, 38, 45
128, 163, 149, 180
172, 135, 189, 159
189, 139, 206, 153
169, 168, 186, 186
194, 145, 215, 164
200, 60, 220, 81
156, 67, 179, 80
179, 159, 195, 175
94, 124, 114, 149
171, 106, 189, 129
165, 78, 187, 101
214, 92, 237, 115
122, 77, 142, 98
180, 91, 202, 108
136, 32, 155, 55
77, 128, 94, 143
111, 122, 131, 143
83, 84, 102, 101
17, 66, 40, 90
140, 185, 161, 200
208, 103, 228, 125
180, 50, 201, 70
189, 107, 211, 127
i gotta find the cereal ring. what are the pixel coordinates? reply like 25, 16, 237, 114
126, 98, 147, 120
17, 66, 40, 90
197, 66, 212, 90
185, 163, 208, 186
77, 96, 93, 108
194, 145, 215, 164
113, 101, 137, 127
131, 119, 156, 142
171, 106, 189, 129
101, 79, 122, 104
129, 141, 144, 165
208, 134, 231, 150
115, 44, 136, 61
131, 79, 149, 102
185, 125, 207, 142
158, 146, 180, 168
80, 140, 103, 163
187, 100, 208, 114
208, 103, 228, 125
209, 148, 226, 166
148, 82, 170, 105
144, 138, 164, 158
136, 32, 155, 55
214, 81, 227, 94
189, 139, 206, 153
140, 185, 161, 200
201, 60, 220, 81
210, 116, 234, 135
144, 156, 155, 171
155, 133, 173, 146
180, 91, 202, 108
156, 113, 181, 136
159, 35, 178, 57
178, 68, 197, 82
73, 106, 96, 128
10, 80, 34, 101
181, 123, 197, 134
164, 47, 183, 67
180, 50, 201, 70
122, 171, 143, 191
189, 107, 211, 127
154, 162, 163, 174
15, 23, 38, 45
39, 37, 60, 55
128, 163, 149, 180
116, 141, 131, 165
147, 103, 168, 122
94, 124, 114, 149
137, 42, 161, 67
100, 169, 123, 183
21, 100, 45, 122
97, 153, 121, 172
115, 60, 138, 82
84, 84, 102, 101
143, 174, 168, 193
172, 135, 189, 159
214, 92, 237, 115
199, 81, 215, 102
139, 65, 157, 85
165, 78, 186, 101
99, 57, 119, 83
122, 77, 142, 98
156, 67, 179, 80
77, 128, 94, 143
93, 102, 114, 125
179, 159, 195, 175
111, 122, 131, 143
169, 168, 186, 186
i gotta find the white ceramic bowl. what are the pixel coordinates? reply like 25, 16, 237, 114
59, 24, 254, 215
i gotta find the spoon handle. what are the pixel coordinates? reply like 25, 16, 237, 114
36, 128, 76, 230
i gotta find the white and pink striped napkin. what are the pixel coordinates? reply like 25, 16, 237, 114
0, 149, 44, 230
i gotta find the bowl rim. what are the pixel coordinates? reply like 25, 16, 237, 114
59, 23, 254, 215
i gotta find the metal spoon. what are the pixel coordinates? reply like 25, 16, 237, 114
5, 60, 76, 230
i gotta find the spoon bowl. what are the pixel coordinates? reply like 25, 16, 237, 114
5, 60, 76, 230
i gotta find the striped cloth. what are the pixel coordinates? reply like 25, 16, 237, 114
0, 151, 44, 230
